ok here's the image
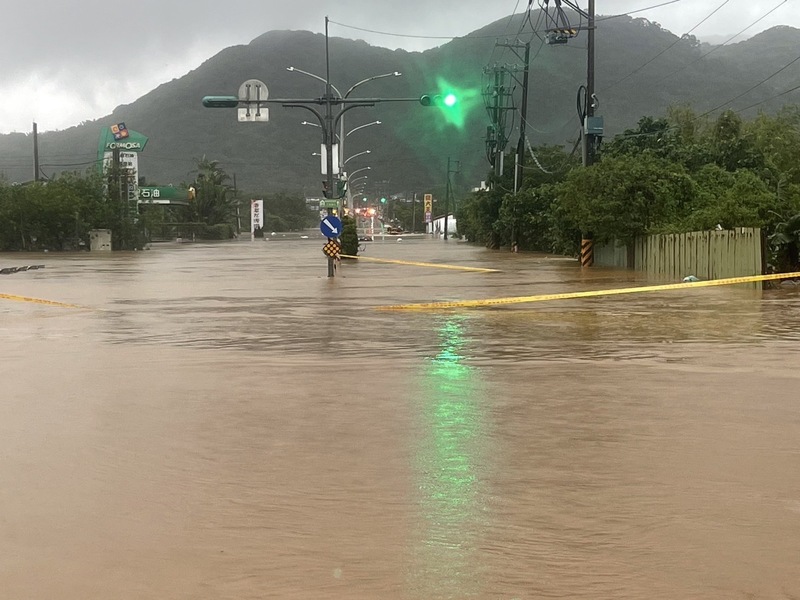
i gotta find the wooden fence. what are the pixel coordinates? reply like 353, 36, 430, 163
594, 228, 764, 280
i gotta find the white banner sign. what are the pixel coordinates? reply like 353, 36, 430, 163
251, 199, 264, 233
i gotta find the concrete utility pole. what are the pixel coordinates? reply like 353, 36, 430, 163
483, 66, 513, 177
583, 0, 597, 168
444, 157, 460, 241
545, 0, 600, 266
32, 122, 40, 182
233, 173, 241, 235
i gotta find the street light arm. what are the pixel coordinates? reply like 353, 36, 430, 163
282, 105, 328, 143
344, 72, 402, 99
346, 121, 381, 137
286, 66, 342, 98
344, 150, 371, 164
348, 166, 371, 179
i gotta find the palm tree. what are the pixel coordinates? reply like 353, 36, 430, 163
189, 156, 236, 225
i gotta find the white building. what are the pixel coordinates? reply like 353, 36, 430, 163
427, 214, 458, 237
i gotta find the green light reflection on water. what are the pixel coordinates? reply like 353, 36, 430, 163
408, 316, 487, 598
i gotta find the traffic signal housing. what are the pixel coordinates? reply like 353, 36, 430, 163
202, 96, 239, 108
418, 77, 475, 130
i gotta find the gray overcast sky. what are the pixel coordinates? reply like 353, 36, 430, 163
0, 0, 797, 134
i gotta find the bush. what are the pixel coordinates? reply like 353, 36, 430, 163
199, 223, 235, 239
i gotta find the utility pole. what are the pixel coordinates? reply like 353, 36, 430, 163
411, 192, 417, 233
545, 0, 600, 266
483, 66, 513, 177
32, 122, 40, 182
444, 158, 460, 241
583, 0, 597, 168
581, 0, 597, 267
233, 173, 241, 235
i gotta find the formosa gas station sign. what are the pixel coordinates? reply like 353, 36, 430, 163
97, 123, 149, 155
97, 123, 150, 204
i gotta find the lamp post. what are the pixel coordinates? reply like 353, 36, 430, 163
346, 120, 381, 137
348, 166, 371, 179
204, 19, 427, 274
340, 75, 399, 211
344, 150, 371, 164
340, 74, 400, 164
288, 67, 400, 213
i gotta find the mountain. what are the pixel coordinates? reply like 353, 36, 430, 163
1, 13, 799, 198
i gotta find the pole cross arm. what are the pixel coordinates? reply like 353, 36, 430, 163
203, 95, 426, 108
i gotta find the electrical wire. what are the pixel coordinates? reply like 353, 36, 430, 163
328, 19, 503, 41
698, 51, 800, 118
731, 81, 800, 116
600, 0, 732, 92
654, 0, 788, 84
594, 0, 686, 23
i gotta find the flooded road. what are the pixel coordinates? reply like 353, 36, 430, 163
2, 236, 800, 599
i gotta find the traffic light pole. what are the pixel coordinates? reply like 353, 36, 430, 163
202, 18, 445, 276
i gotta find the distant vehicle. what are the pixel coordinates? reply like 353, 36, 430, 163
386, 226, 403, 235
358, 235, 373, 242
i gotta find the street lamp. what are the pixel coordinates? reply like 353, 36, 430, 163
346, 120, 381, 137
340, 74, 401, 165
287, 65, 401, 211
348, 166, 371, 179
286, 67, 343, 98
300, 120, 321, 128
344, 150, 371, 164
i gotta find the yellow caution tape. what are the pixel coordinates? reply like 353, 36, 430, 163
340, 254, 500, 273
0, 293, 85, 309
377, 271, 800, 311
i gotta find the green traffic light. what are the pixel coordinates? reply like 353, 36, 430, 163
443, 93, 457, 107
380, 197, 386, 203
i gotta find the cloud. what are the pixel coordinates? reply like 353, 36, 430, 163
1, 0, 799, 133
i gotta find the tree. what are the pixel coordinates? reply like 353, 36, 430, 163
556, 154, 694, 244
187, 156, 236, 228
340, 215, 359, 256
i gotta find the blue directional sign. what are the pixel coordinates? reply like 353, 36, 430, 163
320, 215, 342, 238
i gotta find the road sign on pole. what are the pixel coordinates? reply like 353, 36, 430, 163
320, 215, 342, 238
237, 79, 269, 122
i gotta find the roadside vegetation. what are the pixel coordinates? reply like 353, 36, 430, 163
458, 106, 800, 272
0, 157, 317, 251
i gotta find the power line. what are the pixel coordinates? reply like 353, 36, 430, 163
698, 51, 800, 118
732, 81, 800, 115
600, 0, 732, 92
594, 0, 686, 23
328, 19, 498, 41
329, 1, 690, 44
653, 0, 789, 85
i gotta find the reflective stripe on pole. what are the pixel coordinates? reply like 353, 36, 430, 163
580, 238, 594, 268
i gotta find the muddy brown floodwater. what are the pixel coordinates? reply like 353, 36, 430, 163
1, 236, 799, 599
